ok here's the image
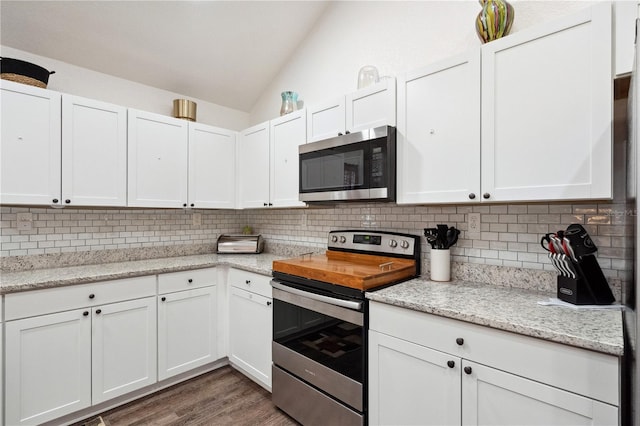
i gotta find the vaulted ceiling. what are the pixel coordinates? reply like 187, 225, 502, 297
0, 1, 330, 112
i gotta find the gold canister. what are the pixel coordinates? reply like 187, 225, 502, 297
173, 99, 197, 121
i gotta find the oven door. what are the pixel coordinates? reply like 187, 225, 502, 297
271, 280, 365, 424
298, 126, 395, 202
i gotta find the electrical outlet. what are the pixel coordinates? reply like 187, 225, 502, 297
192, 213, 202, 226
17, 212, 33, 230
468, 212, 481, 238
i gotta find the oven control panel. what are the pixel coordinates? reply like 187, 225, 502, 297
328, 230, 418, 257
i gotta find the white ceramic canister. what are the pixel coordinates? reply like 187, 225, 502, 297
430, 248, 451, 282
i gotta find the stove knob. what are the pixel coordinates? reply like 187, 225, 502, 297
389, 240, 398, 248
401, 240, 410, 249
339, 236, 347, 243
331, 235, 338, 243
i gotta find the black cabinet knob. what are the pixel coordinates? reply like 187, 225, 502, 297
345, 130, 350, 134
161, 296, 166, 302
190, 203, 194, 207
464, 366, 472, 375
188, 279, 193, 283
245, 280, 251, 285
267, 301, 272, 306
338, 132, 343, 136
268, 203, 273, 206
83, 311, 89, 316
483, 193, 490, 199
52, 198, 59, 203
95, 309, 102, 315
89, 294, 95, 299
183, 203, 187, 207
65, 199, 71, 204
456, 338, 464, 346
447, 360, 455, 368
263, 202, 268, 206
468, 193, 476, 200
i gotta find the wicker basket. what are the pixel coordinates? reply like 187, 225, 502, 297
1, 72, 47, 88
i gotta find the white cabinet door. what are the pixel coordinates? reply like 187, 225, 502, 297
346, 78, 396, 133
5, 309, 91, 425
306, 96, 346, 143
238, 121, 270, 208
91, 297, 157, 404
270, 109, 306, 208
368, 330, 461, 426
158, 286, 218, 380
229, 286, 272, 389
61, 95, 127, 207
462, 361, 618, 426
397, 51, 480, 204
128, 109, 189, 207
1, 81, 61, 205
188, 123, 236, 209
481, 2, 612, 202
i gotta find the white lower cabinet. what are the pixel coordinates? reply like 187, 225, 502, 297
4, 277, 156, 426
368, 302, 619, 426
158, 271, 219, 380
228, 269, 273, 390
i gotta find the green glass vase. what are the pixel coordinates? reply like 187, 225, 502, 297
475, 0, 515, 44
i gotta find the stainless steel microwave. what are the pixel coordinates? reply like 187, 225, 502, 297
299, 126, 396, 202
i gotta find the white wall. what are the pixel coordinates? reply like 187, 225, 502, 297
1, 45, 251, 130
249, 0, 595, 124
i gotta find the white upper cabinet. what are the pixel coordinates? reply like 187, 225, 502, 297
62, 95, 127, 207
614, 1, 639, 76
238, 121, 271, 208
397, 50, 481, 204
346, 77, 396, 133
188, 123, 236, 209
1, 80, 62, 205
127, 109, 189, 208
306, 79, 396, 143
306, 96, 346, 143
270, 109, 307, 208
481, 2, 612, 202
238, 110, 307, 209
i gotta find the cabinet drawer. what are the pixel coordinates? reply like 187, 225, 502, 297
158, 268, 216, 294
369, 301, 619, 406
228, 268, 272, 298
5, 275, 156, 321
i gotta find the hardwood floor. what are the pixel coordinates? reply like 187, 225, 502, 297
77, 366, 298, 426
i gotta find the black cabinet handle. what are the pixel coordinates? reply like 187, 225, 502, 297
468, 193, 476, 200
52, 198, 59, 203
188, 279, 193, 283
95, 309, 102, 315
447, 360, 455, 368
267, 301, 272, 306
464, 366, 472, 375
89, 294, 95, 299
161, 296, 166, 302
65, 199, 71, 204
456, 338, 464, 346
483, 193, 490, 199
83, 311, 89, 316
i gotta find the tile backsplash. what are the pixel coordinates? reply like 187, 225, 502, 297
1, 202, 632, 282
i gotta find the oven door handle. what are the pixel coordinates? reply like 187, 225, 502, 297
271, 281, 363, 311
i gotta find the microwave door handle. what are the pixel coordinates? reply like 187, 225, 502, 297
271, 281, 363, 311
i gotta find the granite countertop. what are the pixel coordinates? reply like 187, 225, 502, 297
1, 254, 624, 357
0, 253, 282, 294
366, 278, 624, 357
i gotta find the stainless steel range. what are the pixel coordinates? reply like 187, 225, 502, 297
271, 230, 421, 425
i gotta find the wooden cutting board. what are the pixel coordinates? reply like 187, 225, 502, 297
272, 251, 416, 291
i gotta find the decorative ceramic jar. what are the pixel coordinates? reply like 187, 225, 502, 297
280, 91, 298, 116
475, 0, 515, 44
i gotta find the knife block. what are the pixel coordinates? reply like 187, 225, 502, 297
557, 255, 615, 305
